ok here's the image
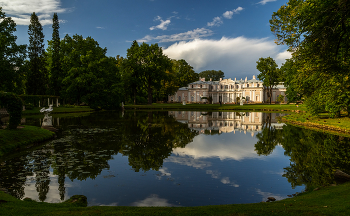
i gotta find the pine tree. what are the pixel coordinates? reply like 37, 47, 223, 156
27, 12, 47, 95
50, 13, 62, 96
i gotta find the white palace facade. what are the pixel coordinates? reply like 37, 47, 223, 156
168, 75, 287, 104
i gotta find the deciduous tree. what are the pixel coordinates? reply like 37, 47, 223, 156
198, 70, 224, 81
256, 57, 279, 104
270, 0, 350, 117
0, 7, 26, 94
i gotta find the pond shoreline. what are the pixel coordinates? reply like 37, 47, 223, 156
282, 118, 350, 137
1, 108, 350, 215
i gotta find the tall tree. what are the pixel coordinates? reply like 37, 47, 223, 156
122, 42, 171, 105
60, 34, 123, 109
27, 12, 47, 95
0, 7, 26, 94
155, 59, 198, 102
49, 13, 62, 96
256, 57, 279, 104
140, 43, 171, 105
270, 0, 350, 117
198, 70, 224, 81
122, 41, 143, 105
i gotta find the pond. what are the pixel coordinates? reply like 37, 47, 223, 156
1, 110, 349, 207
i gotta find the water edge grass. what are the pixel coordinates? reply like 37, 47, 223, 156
0, 125, 55, 157
1, 182, 350, 215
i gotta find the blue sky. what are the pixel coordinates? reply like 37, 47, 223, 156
1, 0, 291, 79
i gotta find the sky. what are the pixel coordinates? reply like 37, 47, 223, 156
1, 0, 291, 79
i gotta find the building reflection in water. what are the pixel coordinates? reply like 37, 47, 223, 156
168, 111, 285, 136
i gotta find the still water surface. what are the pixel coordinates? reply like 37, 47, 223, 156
1, 111, 349, 206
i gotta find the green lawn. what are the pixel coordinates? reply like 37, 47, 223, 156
282, 112, 350, 136
1, 182, 350, 215
22, 106, 94, 115
0, 125, 54, 157
125, 103, 307, 112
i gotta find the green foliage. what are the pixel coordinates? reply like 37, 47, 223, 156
155, 59, 198, 102
27, 12, 47, 95
49, 13, 62, 96
0, 7, 27, 94
25, 103, 34, 110
281, 125, 350, 190
256, 57, 279, 104
270, 0, 350, 117
278, 95, 284, 104
122, 41, 172, 105
60, 34, 123, 110
198, 70, 224, 81
279, 59, 302, 103
0, 92, 23, 129
19, 95, 59, 107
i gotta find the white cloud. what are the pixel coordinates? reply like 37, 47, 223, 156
275, 50, 292, 63
221, 177, 240, 187
223, 7, 244, 19
138, 28, 213, 43
256, 189, 285, 201
150, 16, 171, 30
0, 0, 68, 25
131, 194, 179, 207
257, 0, 277, 5
163, 36, 291, 78
23, 171, 72, 203
165, 156, 211, 169
207, 17, 223, 27
206, 170, 221, 179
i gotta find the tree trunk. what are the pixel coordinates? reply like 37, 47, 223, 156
147, 77, 152, 105
148, 84, 152, 105
133, 90, 136, 105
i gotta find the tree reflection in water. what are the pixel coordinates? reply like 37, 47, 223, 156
0, 111, 198, 201
254, 116, 350, 190
1, 111, 349, 202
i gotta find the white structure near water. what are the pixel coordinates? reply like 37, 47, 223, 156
168, 75, 287, 104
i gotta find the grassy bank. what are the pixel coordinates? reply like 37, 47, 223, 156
0, 126, 55, 157
1, 182, 350, 215
282, 112, 350, 136
125, 103, 307, 112
22, 106, 94, 115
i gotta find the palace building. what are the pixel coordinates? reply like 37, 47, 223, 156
168, 75, 287, 104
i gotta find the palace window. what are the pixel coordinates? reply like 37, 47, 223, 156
225, 85, 228, 89
200, 85, 202, 88
257, 84, 259, 87
191, 85, 194, 88
247, 84, 249, 87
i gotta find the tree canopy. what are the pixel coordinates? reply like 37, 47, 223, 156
270, 0, 350, 117
256, 57, 279, 104
59, 34, 123, 109
122, 41, 172, 105
27, 12, 47, 95
198, 70, 224, 81
0, 7, 26, 94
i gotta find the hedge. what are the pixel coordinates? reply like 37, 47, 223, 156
0, 92, 23, 129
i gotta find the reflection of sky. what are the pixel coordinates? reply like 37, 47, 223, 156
23, 172, 73, 203
18, 112, 304, 207
172, 132, 278, 161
